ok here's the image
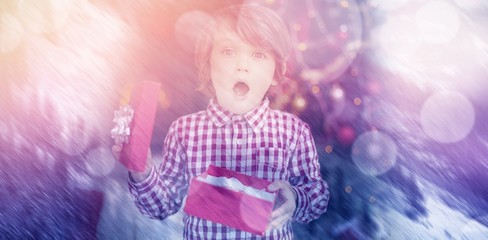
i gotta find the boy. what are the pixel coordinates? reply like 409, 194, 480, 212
113, 4, 329, 239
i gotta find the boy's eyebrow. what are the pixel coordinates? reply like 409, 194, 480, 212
213, 37, 236, 46
213, 41, 239, 51
213, 35, 273, 52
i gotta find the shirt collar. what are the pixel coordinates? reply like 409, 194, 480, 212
207, 98, 269, 133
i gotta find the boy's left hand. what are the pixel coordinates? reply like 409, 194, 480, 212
267, 180, 297, 230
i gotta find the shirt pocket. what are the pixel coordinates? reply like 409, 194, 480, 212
251, 147, 288, 182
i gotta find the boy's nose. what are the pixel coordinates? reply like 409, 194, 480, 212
237, 66, 249, 72
236, 55, 250, 72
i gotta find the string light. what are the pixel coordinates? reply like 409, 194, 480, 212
354, 97, 362, 105
297, 42, 308, 51
291, 0, 362, 83
330, 85, 345, 99
325, 145, 333, 153
350, 68, 358, 77
311, 85, 321, 94
293, 95, 307, 111
158, 89, 171, 109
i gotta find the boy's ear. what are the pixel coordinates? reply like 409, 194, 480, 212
272, 63, 287, 86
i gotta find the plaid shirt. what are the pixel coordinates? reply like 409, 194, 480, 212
128, 98, 329, 239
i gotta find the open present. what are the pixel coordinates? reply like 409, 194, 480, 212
183, 165, 277, 235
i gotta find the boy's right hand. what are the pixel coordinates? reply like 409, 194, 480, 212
111, 144, 153, 182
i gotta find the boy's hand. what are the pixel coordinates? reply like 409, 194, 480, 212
111, 144, 153, 182
267, 180, 297, 230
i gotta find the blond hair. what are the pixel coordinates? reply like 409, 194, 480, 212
195, 4, 291, 95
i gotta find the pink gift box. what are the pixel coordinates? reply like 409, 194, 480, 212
119, 81, 160, 172
184, 165, 277, 235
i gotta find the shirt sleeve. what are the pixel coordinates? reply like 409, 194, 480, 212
127, 121, 188, 220
289, 122, 329, 223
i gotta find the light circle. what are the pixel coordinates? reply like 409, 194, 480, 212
415, 1, 460, 44
351, 131, 398, 176
420, 91, 475, 143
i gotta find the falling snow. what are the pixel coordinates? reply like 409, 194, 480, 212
1, 0, 488, 239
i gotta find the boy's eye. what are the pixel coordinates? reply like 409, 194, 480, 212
222, 49, 235, 56
253, 52, 267, 59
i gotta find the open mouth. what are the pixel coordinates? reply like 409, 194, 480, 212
232, 82, 249, 96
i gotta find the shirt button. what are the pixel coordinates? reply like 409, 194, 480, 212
236, 139, 242, 145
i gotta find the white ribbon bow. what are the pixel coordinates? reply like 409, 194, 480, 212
110, 105, 134, 145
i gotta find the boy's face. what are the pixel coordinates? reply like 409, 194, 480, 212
210, 26, 277, 114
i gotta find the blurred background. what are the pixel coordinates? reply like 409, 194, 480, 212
1, 0, 487, 239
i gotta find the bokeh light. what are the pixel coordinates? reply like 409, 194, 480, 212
330, 85, 345, 100
415, 1, 460, 44
326, 84, 348, 119
353, 97, 361, 106
453, 19, 488, 106
337, 124, 356, 146
288, 0, 363, 83
420, 91, 475, 143
351, 131, 398, 176
369, 0, 484, 96
325, 145, 333, 153
293, 95, 307, 111
311, 85, 321, 94
374, 15, 420, 64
